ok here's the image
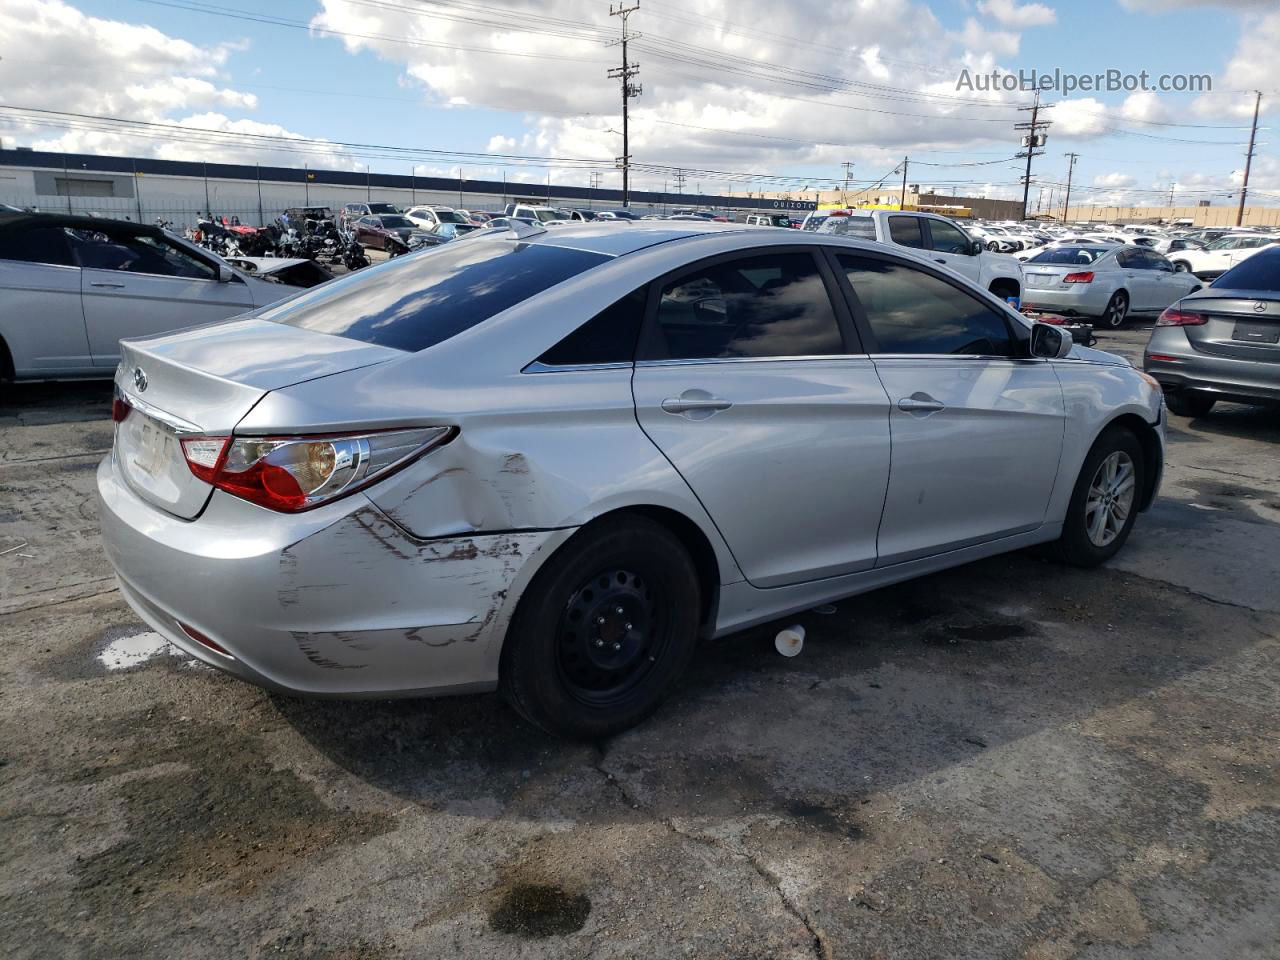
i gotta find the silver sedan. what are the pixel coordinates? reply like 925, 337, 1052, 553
98, 222, 1164, 738
1021, 244, 1202, 328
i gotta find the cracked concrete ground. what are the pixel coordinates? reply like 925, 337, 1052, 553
2, 326, 1278, 959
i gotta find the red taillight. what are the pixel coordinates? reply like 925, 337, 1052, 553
1156, 307, 1208, 326
1146, 354, 1183, 363
1062, 271, 1094, 283
112, 392, 132, 423
179, 428, 454, 513
178, 621, 233, 658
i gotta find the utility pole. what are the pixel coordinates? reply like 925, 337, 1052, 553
841, 161, 855, 205
899, 157, 909, 210
673, 168, 687, 194
589, 170, 602, 208
1236, 90, 1261, 227
1062, 151, 1078, 222
256, 163, 264, 226
1016, 92, 1052, 221
608, 2, 642, 208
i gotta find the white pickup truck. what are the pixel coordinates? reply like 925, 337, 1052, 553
815, 209, 1025, 302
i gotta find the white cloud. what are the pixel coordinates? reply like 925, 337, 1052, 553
1093, 172, 1137, 188
976, 0, 1056, 28
487, 135, 517, 152
0, 0, 347, 166
954, 18, 1022, 57
1191, 9, 1280, 120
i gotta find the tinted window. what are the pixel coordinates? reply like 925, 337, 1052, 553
838, 254, 1015, 358
888, 216, 926, 248
0, 225, 76, 266
72, 229, 215, 279
1212, 251, 1280, 291
367, 203, 398, 214
644, 251, 843, 361
1028, 246, 1111, 265
262, 241, 609, 352
928, 219, 972, 254
378, 216, 415, 228
538, 287, 646, 366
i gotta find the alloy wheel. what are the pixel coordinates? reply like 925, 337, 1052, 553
1084, 451, 1136, 547
1104, 293, 1128, 328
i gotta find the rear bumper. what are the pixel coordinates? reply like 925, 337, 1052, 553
1022, 285, 1111, 317
1144, 331, 1280, 405
97, 456, 572, 698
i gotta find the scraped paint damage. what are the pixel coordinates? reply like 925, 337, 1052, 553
276, 507, 542, 670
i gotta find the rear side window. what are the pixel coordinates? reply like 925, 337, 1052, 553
838, 254, 1015, 357
643, 251, 844, 361
537, 287, 646, 366
1213, 252, 1280, 290
262, 241, 609, 352
0, 226, 75, 266
888, 216, 926, 248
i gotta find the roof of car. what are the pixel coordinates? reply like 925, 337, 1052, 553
522, 221, 749, 257
0, 211, 162, 237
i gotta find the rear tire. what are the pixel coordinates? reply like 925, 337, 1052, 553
1171, 260, 1191, 273
1101, 291, 1129, 328
1049, 425, 1144, 568
1164, 390, 1216, 418
499, 515, 701, 739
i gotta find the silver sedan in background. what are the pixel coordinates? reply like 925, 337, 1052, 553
98, 223, 1164, 738
1022, 244, 1203, 328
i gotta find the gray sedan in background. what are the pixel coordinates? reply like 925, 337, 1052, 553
1022, 244, 1202, 328
98, 223, 1164, 738
1145, 246, 1280, 417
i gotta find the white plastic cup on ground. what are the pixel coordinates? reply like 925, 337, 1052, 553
775, 624, 805, 657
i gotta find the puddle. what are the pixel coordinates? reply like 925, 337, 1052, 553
489, 883, 591, 938
97, 630, 186, 670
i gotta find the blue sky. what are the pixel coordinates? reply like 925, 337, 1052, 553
3, 0, 1277, 206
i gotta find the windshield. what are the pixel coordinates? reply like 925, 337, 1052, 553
378, 216, 415, 228
1028, 246, 1113, 264
367, 203, 398, 214
437, 210, 468, 224
262, 240, 610, 352
816, 216, 877, 240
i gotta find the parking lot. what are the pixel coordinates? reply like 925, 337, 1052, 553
1, 324, 1278, 959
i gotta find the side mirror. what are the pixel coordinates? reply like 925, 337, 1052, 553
968, 239, 984, 256
216, 263, 234, 283
1030, 322, 1074, 359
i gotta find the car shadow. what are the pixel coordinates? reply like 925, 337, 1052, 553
1172, 402, 1280, 445
0, 380, 112, 425
273, 547, 1262, 828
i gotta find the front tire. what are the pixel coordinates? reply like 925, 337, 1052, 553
1049, 426, 1144, 567
1101, 291, 1129, 328
500, 516, 701, 739
1164, 390, 1216, 418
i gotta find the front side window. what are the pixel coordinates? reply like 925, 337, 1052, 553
263, 240, 610, 352
643, 251, 844, 361
928, 219, 972, 254
888, 216, 926, 249
72, 229, 215, 279
837, 254, 1016, 358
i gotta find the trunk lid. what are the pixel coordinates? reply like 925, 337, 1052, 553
1178, 293, 1280, 362
113, 317, 405, 519
1023, 263, 1093, 289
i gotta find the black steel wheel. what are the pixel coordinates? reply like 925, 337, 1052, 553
500, 515, 701, 739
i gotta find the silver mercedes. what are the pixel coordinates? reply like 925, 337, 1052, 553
98, 222, 1165, 738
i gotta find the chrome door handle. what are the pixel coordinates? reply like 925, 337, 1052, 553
661, 396, 733, 414
90, 281, 126, 288
898, 393, 945, 414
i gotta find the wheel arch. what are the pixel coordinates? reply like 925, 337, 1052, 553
1099, 412, 1161, 511
988, 276, 1020, 299
0, 334, 13, 382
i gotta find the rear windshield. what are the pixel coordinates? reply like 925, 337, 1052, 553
367, 203, 399, 214
378, 216, 415, 228
1028, 247, 1112, 264
816, 216, 877, 240
1211, 252, 1280, 291
261, 240, 610, 352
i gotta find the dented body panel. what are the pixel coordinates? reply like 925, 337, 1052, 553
98, 456, 572, 695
